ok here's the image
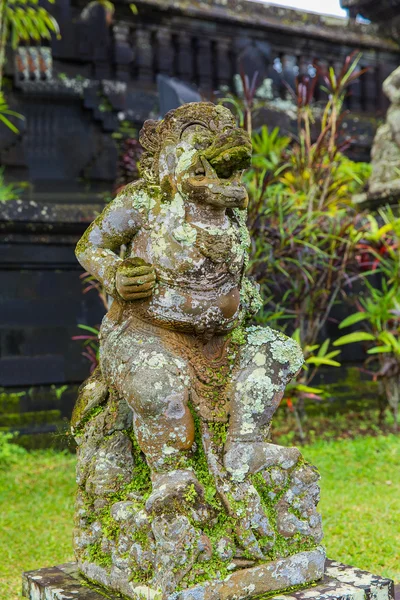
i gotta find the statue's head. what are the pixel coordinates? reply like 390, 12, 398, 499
383, 66, 400, 105
139, 102, 252, 209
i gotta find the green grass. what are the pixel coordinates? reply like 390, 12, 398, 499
304, 434, 400, 583
0, 450, 76, 600
0, 435, 399, 599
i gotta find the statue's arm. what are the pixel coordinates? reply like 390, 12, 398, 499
75, 192, 144, 297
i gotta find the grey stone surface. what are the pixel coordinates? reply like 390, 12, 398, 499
169, 547, 326, 600
369, 66, 400, 203
22, 559, 394, 600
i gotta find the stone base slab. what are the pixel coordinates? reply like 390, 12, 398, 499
76, 547, 324, 600
22, 558, 394, 600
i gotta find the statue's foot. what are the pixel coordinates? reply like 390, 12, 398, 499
145, 469, 211, 523
224, 441, 300, 482
228, 481, 275, 560
222, 442, 302, 559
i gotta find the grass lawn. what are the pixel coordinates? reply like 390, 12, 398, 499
304, 435, 400, 583
0, 435, 399, 599
0, 450, 76, 600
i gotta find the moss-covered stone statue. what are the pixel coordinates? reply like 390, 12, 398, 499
72, 102, 325, 600
369, 66, 400, 202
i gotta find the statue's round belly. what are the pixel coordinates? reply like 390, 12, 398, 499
138, 283, 242, 333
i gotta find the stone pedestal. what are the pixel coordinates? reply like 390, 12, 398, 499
22, 560, 394, 600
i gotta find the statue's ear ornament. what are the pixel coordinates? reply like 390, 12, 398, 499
138, 119, 162, 184
139, 119, 161, 155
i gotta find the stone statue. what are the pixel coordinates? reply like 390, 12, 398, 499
71, 102, 325, 600
369, 66, 400, 202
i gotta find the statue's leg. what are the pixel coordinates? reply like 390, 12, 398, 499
100, 321, 205, 514
118, 347, 193, 473
224, 326, 304, 482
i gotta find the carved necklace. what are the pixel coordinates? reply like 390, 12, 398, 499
191, 222, 239, 264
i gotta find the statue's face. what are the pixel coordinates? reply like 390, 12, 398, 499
159, 115, 252, 209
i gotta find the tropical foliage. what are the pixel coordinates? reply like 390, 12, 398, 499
0, 166, 29, 201
0, 90, 23, 133
242, 54, 370, 420
0, 0, 59, 53
71, 272, 108, 372
0, 0, 59, 132
335, 207, 400, 428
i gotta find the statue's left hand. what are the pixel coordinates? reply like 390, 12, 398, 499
115, 257, 156, 301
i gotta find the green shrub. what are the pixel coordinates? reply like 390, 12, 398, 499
0, 432, 27, 468
0, 166, 29, 202
335, 206, 400, 428
242, 56, 371, 425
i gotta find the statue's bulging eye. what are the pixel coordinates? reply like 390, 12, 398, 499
180, 122, 208, 137
180, 123, 213, 149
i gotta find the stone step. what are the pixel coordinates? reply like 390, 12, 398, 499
22, 559, 395, 600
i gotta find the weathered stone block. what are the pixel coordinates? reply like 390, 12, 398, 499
22, 560, 394, 600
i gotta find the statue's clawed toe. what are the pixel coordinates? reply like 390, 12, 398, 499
145, 469, 212, 524
224, 440, 301, 482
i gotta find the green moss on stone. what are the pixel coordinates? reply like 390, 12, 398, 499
178, 409, 248, 587
80, 573, 133, 600
252, 463, 318, 560
186, 409, 221, 511
86, 542, 113, 568
123, 430, 152, 500
208, 421, 229, 446
101, 510, 121, 542
255, 579, 320, 600
73, 405, 106, 435
230, 326, 247, 346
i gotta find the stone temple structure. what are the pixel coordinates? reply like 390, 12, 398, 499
22, 103, 395, 600
368, 67, 400, 203
341, 0, 400, 206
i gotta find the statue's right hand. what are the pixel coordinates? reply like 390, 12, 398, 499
115, 258, 156, 301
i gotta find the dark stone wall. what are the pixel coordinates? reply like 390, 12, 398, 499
0, 203, 105, 440
0, 259, 103, 387
3, 0, 399, 200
